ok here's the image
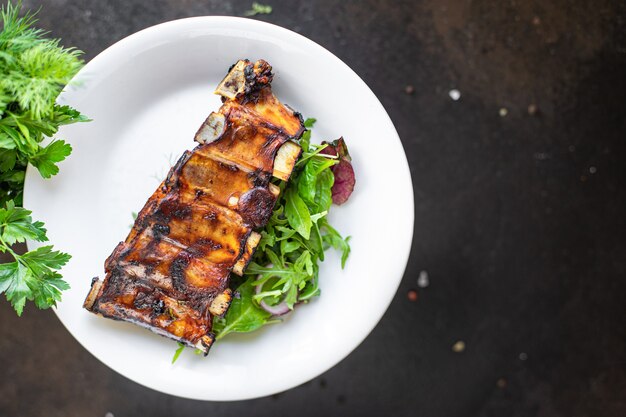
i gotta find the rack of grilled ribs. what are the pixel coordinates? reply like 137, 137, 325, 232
83, 60, 304, 354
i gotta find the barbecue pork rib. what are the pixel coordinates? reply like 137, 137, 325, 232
84, 60, 304, 354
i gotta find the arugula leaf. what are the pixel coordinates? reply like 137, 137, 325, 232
213, 280, 272, 339
284, 187, 312, 240
171, 342, 185, 364
316, 169, 334, 212
309, 221, 324, 260
299, 129, 311, 154
280, 239, 300, 255
321, 218, 351, 268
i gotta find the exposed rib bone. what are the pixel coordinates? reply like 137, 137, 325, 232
232, 231, 261, 276
194, 112, 225, 144
273, 141, 302, 181
209, 288, 233, 316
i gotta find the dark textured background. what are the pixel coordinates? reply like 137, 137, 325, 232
1, 1, 625, 416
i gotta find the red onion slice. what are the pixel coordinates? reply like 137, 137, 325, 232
255, 274, 291, 316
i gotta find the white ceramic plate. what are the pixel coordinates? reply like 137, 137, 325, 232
23, 17, 413, 401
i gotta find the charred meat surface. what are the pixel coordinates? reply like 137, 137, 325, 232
84, 59, 304, 354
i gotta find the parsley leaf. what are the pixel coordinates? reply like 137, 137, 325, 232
0, 200, 47, 245
30, 139, 72, 178
0, 261, 28, 314
20, 245, 71, 275
0, 201, 71, 316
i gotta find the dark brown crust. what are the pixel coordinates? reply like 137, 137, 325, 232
84, 60, 304, 354
238, 187, 277, 228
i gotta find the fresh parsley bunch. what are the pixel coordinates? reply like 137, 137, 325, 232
0, 1, 87, 315
0, 201, 70, 315
212, 119, 351, 339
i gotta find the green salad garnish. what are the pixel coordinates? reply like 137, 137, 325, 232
212, 118, 351, 339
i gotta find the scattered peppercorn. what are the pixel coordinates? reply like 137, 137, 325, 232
407, 289, 418, 302
405, 85, 415, 95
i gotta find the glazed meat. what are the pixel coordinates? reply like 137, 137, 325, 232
84, 60, 304, 354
